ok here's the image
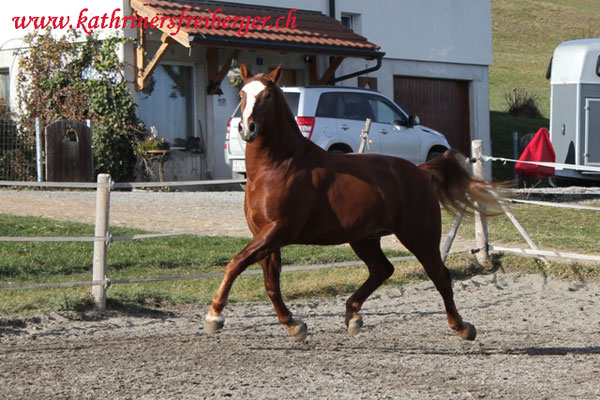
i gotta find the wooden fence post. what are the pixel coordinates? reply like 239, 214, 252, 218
472, 140, 489, 264
92, 173, 111, 309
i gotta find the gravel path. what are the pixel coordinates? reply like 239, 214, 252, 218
1, 273, 600, 399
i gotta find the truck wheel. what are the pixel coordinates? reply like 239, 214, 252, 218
426, 150, 444, 161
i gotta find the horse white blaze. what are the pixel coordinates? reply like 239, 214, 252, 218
241, 80, 266, 136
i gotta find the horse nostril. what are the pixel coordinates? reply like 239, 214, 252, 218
238, 122, 242, 132
249, 122, 256, 133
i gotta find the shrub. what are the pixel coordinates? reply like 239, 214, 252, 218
15, 29, 145, 182
505, 88, 543, 119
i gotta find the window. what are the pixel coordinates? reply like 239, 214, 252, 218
283, 92, 300, 115
596, 55, 600, 78
0, 69, 9, 111
340, 13, 361, 34
367, 95, 405, 125
140, 65, 194, 146
315, 92, 341, 118
316, 92, 372, 121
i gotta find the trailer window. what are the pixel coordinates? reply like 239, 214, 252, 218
597, 55, 600, 77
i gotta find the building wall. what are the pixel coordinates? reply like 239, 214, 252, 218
0, 0, 493, 180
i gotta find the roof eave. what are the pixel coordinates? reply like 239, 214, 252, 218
188, 34, 384, 60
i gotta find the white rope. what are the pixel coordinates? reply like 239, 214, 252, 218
112, 178, 246, 189
490, 245, 600, 262
0, 236, 108, 242
0, 180, 110, 188
0, 178, 246, 189
481, 155, 600, 173
507, 198, 600, 211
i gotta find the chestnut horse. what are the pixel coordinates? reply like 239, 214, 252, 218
205, 63, 498, 342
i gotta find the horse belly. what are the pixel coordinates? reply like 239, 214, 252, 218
295, 191, 392, 245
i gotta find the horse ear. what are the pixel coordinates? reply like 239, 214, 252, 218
267, 64, 283, 84
240, 62, 252, 83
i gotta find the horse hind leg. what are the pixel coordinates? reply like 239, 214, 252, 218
397, 232, 476, 340
346, 236, 395, 335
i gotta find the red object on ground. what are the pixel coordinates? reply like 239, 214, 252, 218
515, 127, 556, 177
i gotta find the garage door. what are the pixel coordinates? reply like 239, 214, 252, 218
393, 76, 470, 154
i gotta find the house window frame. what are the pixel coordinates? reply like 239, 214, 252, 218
340, 12, 361, 35
140, 61, 197, 148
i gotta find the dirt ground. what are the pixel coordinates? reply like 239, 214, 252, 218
1, 273, 600, 399
1, 190, 600, 399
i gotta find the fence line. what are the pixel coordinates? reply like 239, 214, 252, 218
0, 250, 481, 292
506, 198, 600, 211
481, 155, 600, 173
490, 245, 600, 262
0, 178, 246, 189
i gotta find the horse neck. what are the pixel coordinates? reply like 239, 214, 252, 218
245, 97, 306, 173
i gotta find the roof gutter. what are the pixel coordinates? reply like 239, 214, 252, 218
328, 52, 384, 84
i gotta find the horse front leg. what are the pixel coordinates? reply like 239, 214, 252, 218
260, 250, 307, 342
204, 222, 281, 334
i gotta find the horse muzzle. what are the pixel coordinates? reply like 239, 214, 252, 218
239, 121, 258, 143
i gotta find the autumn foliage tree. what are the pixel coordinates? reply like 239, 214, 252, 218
16, 29, 145, 182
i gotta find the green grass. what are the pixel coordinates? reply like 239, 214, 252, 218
1, 211, 598, 317
488, 1, 600, 181
490, 0, 600, 118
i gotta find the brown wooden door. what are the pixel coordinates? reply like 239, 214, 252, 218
393, 76, 470, 154
45, 120, 93, 182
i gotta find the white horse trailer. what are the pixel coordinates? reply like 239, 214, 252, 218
549, 39, 600, 182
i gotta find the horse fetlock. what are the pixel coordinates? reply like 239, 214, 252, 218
347, 315, 363, 336
455, 321, 477, 341
204, 313, 225, 334
285, 319, 308, 342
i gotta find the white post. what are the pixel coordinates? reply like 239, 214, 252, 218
92, 173, 111, 309
472, 140, 489, 264
35, 118, 43, 182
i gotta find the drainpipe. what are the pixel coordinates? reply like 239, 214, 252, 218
328, 0, 336, 79
328, 53, 384, 85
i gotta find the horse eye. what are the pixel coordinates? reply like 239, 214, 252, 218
265, 93, 272, 100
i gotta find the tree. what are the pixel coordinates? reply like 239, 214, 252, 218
15, 29, 145, 182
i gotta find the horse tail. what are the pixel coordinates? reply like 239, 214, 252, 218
419, 149, 500, 215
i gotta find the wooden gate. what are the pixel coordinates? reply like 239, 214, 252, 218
45, 120, 93, 182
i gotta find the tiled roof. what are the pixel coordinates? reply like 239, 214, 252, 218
130, 0, 382, 58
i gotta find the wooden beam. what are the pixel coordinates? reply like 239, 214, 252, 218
136, 33, 175, 91
317, 56, 345, 85
207, 48, 243, 95
135, 26, 145, 91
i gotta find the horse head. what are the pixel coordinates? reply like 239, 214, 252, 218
238, 62, 283, 143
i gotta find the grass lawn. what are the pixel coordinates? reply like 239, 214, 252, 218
1, 210, 598, 316
488, 1, 600, 181
490, 0, 600, 118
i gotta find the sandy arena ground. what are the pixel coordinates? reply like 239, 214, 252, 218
1, 190, 600, 399
1, 273, 600, 399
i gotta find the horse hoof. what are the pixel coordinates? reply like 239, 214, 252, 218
347, 316, 363, 336
204, 314, 225, 334
286, 319, 308, 342
457, 322, 477, 341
